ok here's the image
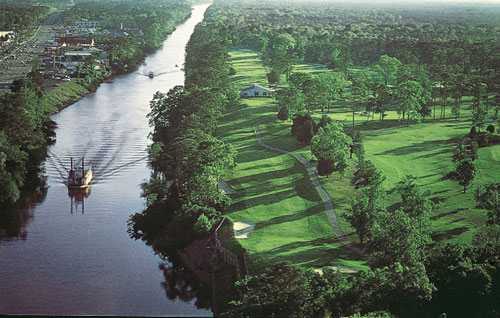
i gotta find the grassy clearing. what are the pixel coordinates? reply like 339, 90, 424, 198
220, 50, 367, 274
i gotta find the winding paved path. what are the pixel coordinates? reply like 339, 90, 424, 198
254, 115, 362, 254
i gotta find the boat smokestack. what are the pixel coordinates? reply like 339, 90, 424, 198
70, 157, 73, 171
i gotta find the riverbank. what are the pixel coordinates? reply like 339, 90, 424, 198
0, 3, 214, 316
40, 73, 110, 114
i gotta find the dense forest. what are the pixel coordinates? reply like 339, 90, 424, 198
0, 73, 50, 209
0, 3, 50, 30
63, 0, 191, 73
128, 10, 238, 252
129, 0, 500, 317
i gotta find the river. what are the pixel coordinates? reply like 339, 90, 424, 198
0, 4, 212, 316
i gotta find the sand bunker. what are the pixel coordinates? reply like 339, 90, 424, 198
233, 221, 256, 239
314, 266, 358, 275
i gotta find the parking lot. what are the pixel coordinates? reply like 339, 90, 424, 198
0, 11, 63, 86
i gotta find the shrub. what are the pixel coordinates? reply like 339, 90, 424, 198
194, 213, 212, 235
291, 114, 312, 136
486, 124, 495, 134
278, 106, 289, 122
470, 126, 477, 136
317, 158, 334, 176
296, 119, 313, 144
313, 115, 332, 134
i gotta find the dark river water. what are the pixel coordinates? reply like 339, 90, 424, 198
0, 4, 212, 316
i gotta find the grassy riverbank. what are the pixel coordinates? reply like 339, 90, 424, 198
39, 78, 99, 113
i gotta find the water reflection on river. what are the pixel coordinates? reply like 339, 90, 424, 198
0, 4, 212, 316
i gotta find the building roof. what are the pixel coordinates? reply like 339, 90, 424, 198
57, 36, 94, 45
65, 51, 93, 56
240, 83, 274, 92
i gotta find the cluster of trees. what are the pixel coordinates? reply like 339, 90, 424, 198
76, 57, 109, 92
211, 0, 500, 131
224, 232, 500, 317
64, 0, 191, 73
128, 15, 238, 249
0, 71, 50, 211
0, 3, 49, 30
224, 141, 500, 317
277, 71, 345, 117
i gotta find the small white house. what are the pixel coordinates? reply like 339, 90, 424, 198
240, 84, 274, 98
0, 31, 15, 46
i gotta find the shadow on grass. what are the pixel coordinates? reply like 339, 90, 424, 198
250, 236, 365, 274
236, 146, 280, 164
375, 138, 456, 157
431, 210, 459, 221
431, 226, 469, 242
293, 161, 322, 202
255, 203, 324, 231
230, 165, 292, 186
229, 54, 262, 62
230, 188, 298, 213
356, 119, 404, 133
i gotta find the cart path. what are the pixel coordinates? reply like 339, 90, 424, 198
254, 115, 362, 255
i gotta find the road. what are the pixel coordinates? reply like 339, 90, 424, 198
0, 10, 63, 85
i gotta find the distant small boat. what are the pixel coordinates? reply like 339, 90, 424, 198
148, 71, 154, 78
68, 157, 92, 188
175, 64, 178, 68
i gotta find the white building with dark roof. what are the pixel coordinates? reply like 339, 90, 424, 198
240, 84, 275, 98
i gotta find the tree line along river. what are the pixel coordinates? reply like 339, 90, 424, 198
0, 4, 212, 316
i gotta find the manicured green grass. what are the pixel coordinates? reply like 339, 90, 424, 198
324, 98, 498, 243
220, 50, 367, 273
223, 48, 500, 273
230, 50, 268, 88
362, 116, 499, 243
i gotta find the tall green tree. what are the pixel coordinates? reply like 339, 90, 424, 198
395, 80, 428, 126
396, 175, 433, 222
345, 184, 385, 244
276, 87, 306, 118
320, 72, 346, 113
223, 263, 329, 318
311, 121, 352, 175
472, 100, 487, 132
355, 262, 434, 317
475, 183, 500, 226
454, 158, 476, 193
369, 208, 431, 268
375, 55, 402, 87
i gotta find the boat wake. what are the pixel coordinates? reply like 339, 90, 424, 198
139, 69, 181, 78
48, 149, 148, 185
